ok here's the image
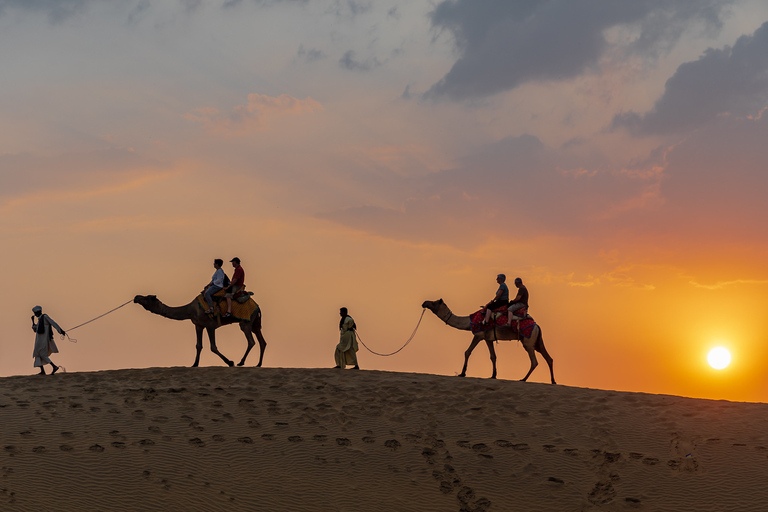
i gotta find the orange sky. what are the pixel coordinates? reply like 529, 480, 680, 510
2, 0, 768, 403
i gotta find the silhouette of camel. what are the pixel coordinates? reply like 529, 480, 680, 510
134, 294, 266, 368
422, 298, 555, 383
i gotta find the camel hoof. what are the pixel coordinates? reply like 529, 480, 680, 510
457, 373, 466, 378
226, 361, 234, 367
237, 361, 245, 367
490, 376, 497, 379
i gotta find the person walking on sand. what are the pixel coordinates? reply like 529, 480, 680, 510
202, 259, 228, 315
31, 305, 66, 375
223, 257, 245, 318
334, 307, 359, 370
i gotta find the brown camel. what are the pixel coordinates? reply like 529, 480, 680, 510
422, 299, 555, 383
133, 294, 266, 368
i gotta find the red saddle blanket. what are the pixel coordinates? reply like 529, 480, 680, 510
470, 306, 536, 337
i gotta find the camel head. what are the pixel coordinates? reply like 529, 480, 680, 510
133, 294, 159, 310
421, 298, 444, 312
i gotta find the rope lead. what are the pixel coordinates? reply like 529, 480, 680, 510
60, 299, 133, 343
355, 308, 426, 357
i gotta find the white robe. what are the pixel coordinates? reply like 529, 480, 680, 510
32, 314, 63, 367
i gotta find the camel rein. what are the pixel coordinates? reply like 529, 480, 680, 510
58, 299, 134, 343
355, 308, 426, 357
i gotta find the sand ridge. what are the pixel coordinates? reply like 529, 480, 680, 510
1, 367, 767, 511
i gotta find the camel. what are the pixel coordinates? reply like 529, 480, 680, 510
422, 299, 555, 383
133, 294, 266, 368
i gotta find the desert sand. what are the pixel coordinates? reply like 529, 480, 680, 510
1, 367, 767, 511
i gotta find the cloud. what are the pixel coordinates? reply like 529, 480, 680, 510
424, 0, 731, 101
612, 21, 768, 135
297, 44, 327, 63
339, 50, 382, 72
318, 134, 664, 246
0, 0, 92, 22
689, 279, 768, 290
186, 92, 323, 133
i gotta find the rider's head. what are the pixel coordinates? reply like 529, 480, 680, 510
514, 277, 523, 286
214, 258, 224, 268
497, 274, 506, 282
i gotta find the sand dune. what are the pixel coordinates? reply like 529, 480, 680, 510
1, 367, 767, 511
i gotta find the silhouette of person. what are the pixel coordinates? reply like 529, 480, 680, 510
334, 307, 359, 369
31, 305, 65, 375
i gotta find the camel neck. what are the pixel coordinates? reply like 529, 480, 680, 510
437, 305, 471, 331
154, 300, 196, 321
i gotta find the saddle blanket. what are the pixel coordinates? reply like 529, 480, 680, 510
197, 289, 259, 321
470, 306, 536, 338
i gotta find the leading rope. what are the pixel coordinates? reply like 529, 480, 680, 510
355, 308, 426, 356
60, 299, 133, 343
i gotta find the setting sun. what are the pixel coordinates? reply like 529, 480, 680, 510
708, 347, 732, 370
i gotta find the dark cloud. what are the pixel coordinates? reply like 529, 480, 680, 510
0, 0, 91, 22
612, 21, 768, 136
339, 50, 382, 71
297, 44, 327, 63
424, 0, 731, 101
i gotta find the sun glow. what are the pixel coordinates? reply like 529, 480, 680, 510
708, 347, 731, 370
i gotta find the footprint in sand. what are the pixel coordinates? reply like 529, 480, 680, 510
212, 435, 225, 442
422, 448, 438, 464
89, 444, 105, 453
587, 480, 616, 505
472, 443, 490, 453
543, 445, 558, 453
112, 442, 126, 449
288, 436, 303, 443
384, 440, 401, 450
362, 437, 376, 444
237, 437, 254, 444
336, 438, 352, 446
59, 445, 73, 452
261, 434, 274, 441
313, 435, 328, 442
32, 446, 46, 453
139, 439, 155, 446
188, 438, 205, 447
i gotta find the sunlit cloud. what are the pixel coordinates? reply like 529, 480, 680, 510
185, 92, 323, 134
689, 279, 768, 290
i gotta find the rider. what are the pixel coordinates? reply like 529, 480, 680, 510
504, 277, 529, 326
483, 274, 509, 325
223, 257, 245, 318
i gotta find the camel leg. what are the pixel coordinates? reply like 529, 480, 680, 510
520, 343, 538, 382
251, 326, 267, 367
237, 322, 256, 367
193, 325, 205, 367
458, 335, 483, 377
485, 339, 498, 379
206, 327, 234, 367
535, 330, 556, 384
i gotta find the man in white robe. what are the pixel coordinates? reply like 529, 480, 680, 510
31, 305, 65, 375
334, 307, 359, 369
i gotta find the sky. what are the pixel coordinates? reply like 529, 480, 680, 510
2, 0, 768, 402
